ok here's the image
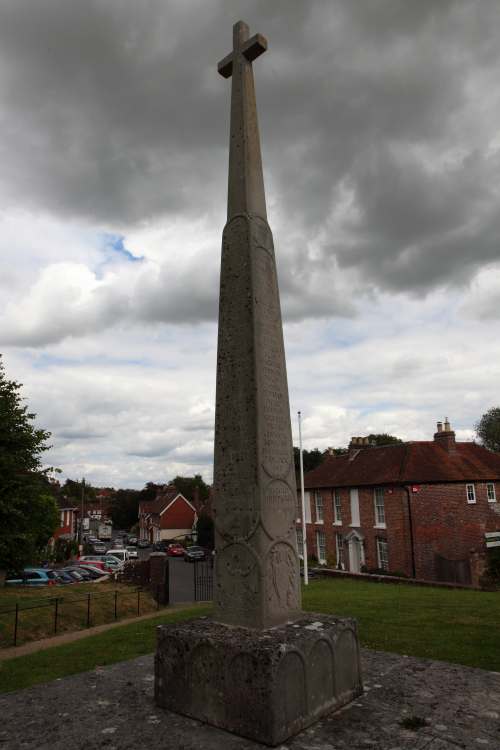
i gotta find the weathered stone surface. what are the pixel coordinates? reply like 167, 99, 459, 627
213, 21, 300, 630
2, 648, 499, 749
155, 614, 363, 746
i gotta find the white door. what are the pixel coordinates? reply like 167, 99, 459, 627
349, 538, 361, 573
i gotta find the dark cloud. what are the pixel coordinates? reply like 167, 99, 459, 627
0, 0, 499, 299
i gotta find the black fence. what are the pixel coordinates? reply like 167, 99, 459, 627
0, 586, 163, 648
193, 560, 214, 602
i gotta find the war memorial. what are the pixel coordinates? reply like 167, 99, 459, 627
154, 21, 363, 746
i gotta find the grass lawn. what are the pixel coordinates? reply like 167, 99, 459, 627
0, 604, 212, 693
303, 577, 500, 671
0, 582, 158, 647
0, 577, 498, 694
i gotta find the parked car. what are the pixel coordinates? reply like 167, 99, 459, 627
167, 544, 186, 557
77, 564, 109, 580
184, 546, 206, 563
137, 539, 150, 549
76, 557, 106, 571
152, 540, 169, 552
78, 555, 123, 572
91, 541, 107, 554
61, 568, 86, 582
106, 549, 130, 564
5, 568, 59, 587
126, 546, 138, 559
53, 570, 75, 585
127, 536, 138, 546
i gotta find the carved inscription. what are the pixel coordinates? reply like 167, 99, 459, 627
214, 543, 260, 626
252, 222, 293, 479
261, 480, 297, 539
265, 542, 300, 614
214, 217, 258, 542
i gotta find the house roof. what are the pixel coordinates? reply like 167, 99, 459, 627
304, 441, 500, 488
139, 486, 195, 517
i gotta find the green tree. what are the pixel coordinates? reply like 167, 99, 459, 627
475, 407, 500, 452
0, 357, 59, 572
171, 474, 210, 503
366, 434, 403, 446
109, 488, 141, 530
293, 447, 325, 477
196, 513, 214, 549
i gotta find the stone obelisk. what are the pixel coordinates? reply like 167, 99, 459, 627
213, 20, 301, 629
155, 23, 362, 744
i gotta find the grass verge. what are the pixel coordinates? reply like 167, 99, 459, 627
0, 604, 211, 693
1, 577, 498, 694
0, 583, 158, 647
302, 577, 500, 671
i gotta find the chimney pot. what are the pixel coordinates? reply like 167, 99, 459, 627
444, 417, 451, 432
437, 421, 443, 433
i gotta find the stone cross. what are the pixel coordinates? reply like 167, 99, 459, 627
213, 20, 301, 629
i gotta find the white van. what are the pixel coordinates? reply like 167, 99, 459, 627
107, 549, 130, 564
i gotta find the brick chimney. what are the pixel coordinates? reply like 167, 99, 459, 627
434, 417, 456, 452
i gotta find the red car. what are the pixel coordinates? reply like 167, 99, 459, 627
167, 544, 185, 557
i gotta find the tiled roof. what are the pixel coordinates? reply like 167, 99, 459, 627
139, 486, 180, 516
304, 441, 500, 488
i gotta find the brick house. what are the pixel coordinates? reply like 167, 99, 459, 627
52, 498, 78, 541
138, 485, 197, 543
297, 420, 500, 585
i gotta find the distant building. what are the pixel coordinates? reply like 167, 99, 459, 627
138, 485, 197, 543
52, 498, 78, 541
297, 420, 500, 586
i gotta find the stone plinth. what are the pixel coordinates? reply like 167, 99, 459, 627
155, 614, 363, 746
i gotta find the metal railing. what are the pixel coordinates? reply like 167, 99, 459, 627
0, 586, 163, 648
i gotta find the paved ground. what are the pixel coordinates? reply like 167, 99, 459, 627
1, 648, 498, 749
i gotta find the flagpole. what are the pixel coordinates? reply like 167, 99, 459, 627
298, 411, 309, 585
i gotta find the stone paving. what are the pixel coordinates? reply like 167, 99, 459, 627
0, 648, 498, 749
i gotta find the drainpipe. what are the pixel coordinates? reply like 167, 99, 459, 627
404, 486, 417, 579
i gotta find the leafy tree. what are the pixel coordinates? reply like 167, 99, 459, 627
196, 513, 214, 549
0, 356, 59, 572
171, 474, 210, 504
109, 488, 141, 530
366, 434, 403, 446
293, 447, 325, 477
475, 407, 500, 452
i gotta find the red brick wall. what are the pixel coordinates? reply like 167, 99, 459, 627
297, 480, 500, 583
159, 496, 195, 530
410, 481, 500, 580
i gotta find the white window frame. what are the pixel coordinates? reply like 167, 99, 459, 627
333, 489, 342, 525
316, 529, 326, 564
296, 527, 304, 558
304, 491, 312, 523
374, 487, 386, 528
350, 488, 360, 527
376, 537, 389, 571
487, 483, 496, 503
315, 491, 324, 524
466, 484, 476, 504
335, 532, 345, 569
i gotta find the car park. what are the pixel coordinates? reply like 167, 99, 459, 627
106, 549, 130, 564
77, 564, 109, 580
5, 568, 59, 587
167, 544, 186, 557
183, 546, 206, 562
78, 555, 123, 572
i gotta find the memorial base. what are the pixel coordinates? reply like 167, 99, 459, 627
155, 613, 363, 746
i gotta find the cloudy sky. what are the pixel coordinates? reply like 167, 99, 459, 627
2, 0, 500, 489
